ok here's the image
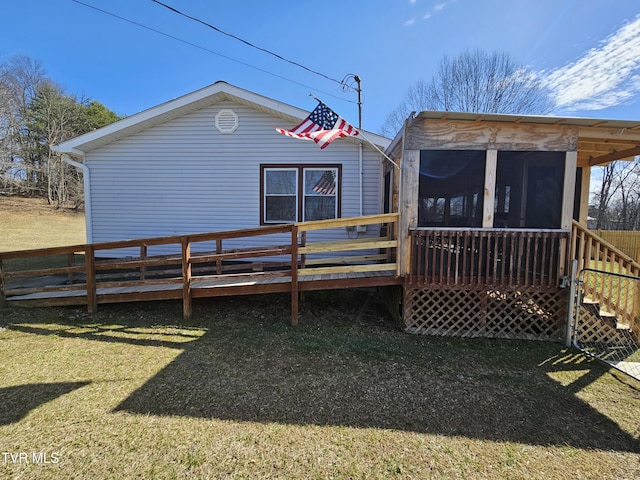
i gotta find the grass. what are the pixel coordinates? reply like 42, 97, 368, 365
0, 196, 639, 479
1, 292, 639, 479
0, 196, 85, 252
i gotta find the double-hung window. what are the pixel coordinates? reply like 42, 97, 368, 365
261, 165, 340, 224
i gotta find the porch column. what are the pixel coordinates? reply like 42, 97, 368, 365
561, 151, 578, 229
578, 165, 591, 226
482, 149, 497, 228
398, 149, 420, 277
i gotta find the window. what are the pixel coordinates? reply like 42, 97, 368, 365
418, 150, 485, 227
261, 165, 340, 223
494, 151, 564, 228
264, 168, 297, 223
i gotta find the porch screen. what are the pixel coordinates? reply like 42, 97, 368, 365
494, 151, 564, 228
418, 150, 485, 227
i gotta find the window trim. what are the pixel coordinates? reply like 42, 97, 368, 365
260, 164, 342, 224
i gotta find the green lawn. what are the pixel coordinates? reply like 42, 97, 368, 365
0, 196, 85, 252
1, 291, 639, 479
1, 197, 639, 478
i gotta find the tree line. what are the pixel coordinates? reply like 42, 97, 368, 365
0, 55, 120, 208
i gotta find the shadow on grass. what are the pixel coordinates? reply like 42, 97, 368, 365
4, 289, 639, 452
0, 382, 90, 425
111, 291, 640, 453
7, 323, 196, 350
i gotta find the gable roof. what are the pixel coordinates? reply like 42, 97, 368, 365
53, 81, 390, 156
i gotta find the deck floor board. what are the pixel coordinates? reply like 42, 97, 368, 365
6, 270, 402, 307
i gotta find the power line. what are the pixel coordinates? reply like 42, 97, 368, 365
150, 0, 348, 88
70, 0, 352, 103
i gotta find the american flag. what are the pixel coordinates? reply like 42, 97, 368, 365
276, 101, 359, 149
311, 170, 336, 195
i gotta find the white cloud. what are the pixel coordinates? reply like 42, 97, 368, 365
543, 15, 640, 113
404, 0, 455, 26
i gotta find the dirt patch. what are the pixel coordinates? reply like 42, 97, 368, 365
0, 194, 84, 217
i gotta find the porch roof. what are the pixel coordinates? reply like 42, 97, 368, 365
402, 111, 640, 167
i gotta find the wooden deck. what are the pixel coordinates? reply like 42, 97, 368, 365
7, 270, 400, 305
0, 214, 401, 324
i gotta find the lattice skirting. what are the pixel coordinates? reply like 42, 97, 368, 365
403, 285, 568, 341
576, 303, 638, 346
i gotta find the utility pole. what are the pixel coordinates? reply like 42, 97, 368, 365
342, 74, 362, 129
354, 74, 362, 129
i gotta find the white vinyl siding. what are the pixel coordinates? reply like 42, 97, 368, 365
85, 100, 383, 257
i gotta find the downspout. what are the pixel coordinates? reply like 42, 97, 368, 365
62, 154, 93, 244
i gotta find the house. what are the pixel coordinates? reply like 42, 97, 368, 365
5, 90, 639, 344
52, 81, 391, 257
384, 111, 640, 341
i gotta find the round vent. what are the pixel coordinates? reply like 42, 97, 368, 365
215, 109, 239, 134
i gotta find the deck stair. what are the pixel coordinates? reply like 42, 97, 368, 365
571, 222, 640, 379
582, 296, 631, 330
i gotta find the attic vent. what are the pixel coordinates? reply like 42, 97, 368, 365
215, 109, 239, 134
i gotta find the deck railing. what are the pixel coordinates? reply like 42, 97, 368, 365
407, 228, 570, 288
0, 213, 399, 324
571, 221, 640, 334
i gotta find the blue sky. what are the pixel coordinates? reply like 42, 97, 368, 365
2, 0, 640, 134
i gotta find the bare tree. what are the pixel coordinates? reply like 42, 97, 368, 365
0, 55, 46, 194
0, 54, 120, 206
379, 50, 554, 137
591, 159, 640, 230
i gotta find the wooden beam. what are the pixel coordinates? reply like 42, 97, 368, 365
0, 259, 6, 308
299, 238, 396, 255
4, 264, 89, 279
398, 149, 420, 277
139, 245, 147, 280
483, 150, 497, 228
298, 263, 397, 276
561, 151, 578, 230
296, 212, 398, 232
405, 119, 579, 151
291, 226, 299, 326
302, 254, 388, 266
578, 166, 591, 226
85, 246, 97, 314
182, 239, 192, 321
589, 144, 640, 166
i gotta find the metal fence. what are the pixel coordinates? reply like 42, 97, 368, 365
567, 262, 640, 380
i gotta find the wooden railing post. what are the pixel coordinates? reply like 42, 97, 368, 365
634, 279, 640, 337
140, 245, 147, 280
85, 246, 97, 313
182, 238, 192, 321
291, 225, 299, 326
67, 252, 76, 284
216, 239, 222, 274
0, 259, 7, 309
